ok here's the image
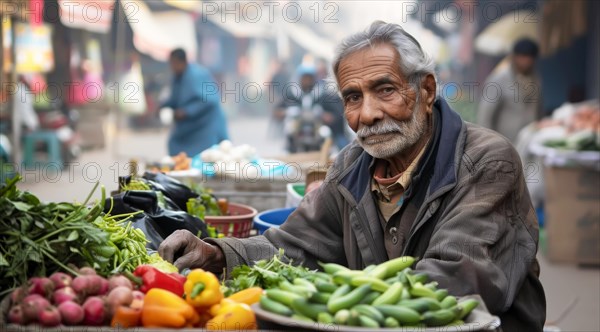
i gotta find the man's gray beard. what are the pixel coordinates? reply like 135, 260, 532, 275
356, 106, 427, 159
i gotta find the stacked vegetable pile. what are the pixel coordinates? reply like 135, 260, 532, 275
0, 176, 172, 292
258, 256, 479, 328
6, 265, 259, 329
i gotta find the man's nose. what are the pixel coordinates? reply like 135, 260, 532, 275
359, 95, 383, 126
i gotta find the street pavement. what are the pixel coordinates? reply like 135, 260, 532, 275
14, 114, 600, 332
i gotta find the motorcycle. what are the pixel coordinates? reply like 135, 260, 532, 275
284, 94, 331, 153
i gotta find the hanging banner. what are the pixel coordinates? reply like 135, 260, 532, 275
2, 16, 12, 73
14, 22, 54, 73
58, 0, 115, 34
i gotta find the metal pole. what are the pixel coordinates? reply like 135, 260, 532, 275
8, 15, 22, 167
112, 0, 125, 160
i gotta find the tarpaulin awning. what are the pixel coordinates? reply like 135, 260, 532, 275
475, 10, 539, 56
58, 0, 115, 34
284, 23, 335, 61
121, 0, 196, 62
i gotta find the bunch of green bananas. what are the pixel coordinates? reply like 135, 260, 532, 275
259, 256, 479, 328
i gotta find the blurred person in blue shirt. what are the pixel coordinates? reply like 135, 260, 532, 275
162, 49, 229, 157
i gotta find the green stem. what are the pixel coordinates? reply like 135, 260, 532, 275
35, 226, 82, 243
191, 283, 206, 298
40, 248, 80, 276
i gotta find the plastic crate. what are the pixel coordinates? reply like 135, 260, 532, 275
204, 203, 258, 238
253, 207, 295, 235
285, 183, 305, 208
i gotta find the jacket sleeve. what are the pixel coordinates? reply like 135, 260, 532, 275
414, 144, 539, 314
206, 179, 346, 276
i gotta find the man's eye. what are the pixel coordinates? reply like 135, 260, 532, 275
345, 94, 360, 103
380, 87, 394, 95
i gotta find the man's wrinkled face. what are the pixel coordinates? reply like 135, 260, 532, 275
337, 44, 427, 158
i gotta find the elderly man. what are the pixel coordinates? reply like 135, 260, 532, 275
159, 22, 546, 331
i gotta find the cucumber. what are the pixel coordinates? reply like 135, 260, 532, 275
260, 296, 293, 316
310, 292, 331, 305
422, 307, 461, 327
265, 289, 303, 306
352, 304, 385, 325
397, 297, 442, 312
327, 284, 371, 313
374, 304, 421, 325
291, 298, 328, 320
457, 299, 479, 319
358, 315, 380, 328
440, 295, 458, 309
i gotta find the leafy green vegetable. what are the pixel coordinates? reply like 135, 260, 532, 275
0, 175, 163, 294
222, 249, 316, 296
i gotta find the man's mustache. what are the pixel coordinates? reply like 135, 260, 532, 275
357, 119, 403, 138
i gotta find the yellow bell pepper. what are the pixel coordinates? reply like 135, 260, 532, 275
206, 302, 257, 330
142, 288, 200, 328
184, 269, 224, 309
226, 287, 263, 305
210, 298, 237, 317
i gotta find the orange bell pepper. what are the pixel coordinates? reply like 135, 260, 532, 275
226, 287, 263, 305
206, 302, 257, 330
142, 288, 200, 328
184, 269, 223, 309
111, 306, 142, 328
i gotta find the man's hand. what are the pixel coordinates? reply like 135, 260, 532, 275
174, 109, 186, 120
158, 230, 225, 273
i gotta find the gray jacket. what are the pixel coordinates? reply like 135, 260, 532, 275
209, 98, 546, 331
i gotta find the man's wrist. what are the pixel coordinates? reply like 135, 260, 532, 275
205, 244, 226, 274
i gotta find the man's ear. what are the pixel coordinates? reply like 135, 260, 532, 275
421, 74, 437, 114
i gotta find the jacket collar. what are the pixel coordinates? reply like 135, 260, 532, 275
339, 97, 464, 205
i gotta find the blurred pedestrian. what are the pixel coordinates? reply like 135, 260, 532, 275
161, 48, 229, 157
267, 60, 290, 138
477, 38, 542, 143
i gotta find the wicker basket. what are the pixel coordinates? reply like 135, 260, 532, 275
204, 203, 258, 238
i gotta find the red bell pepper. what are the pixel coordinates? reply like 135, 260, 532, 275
133, 265, 185, 296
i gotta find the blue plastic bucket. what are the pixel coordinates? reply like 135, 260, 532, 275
253, 207, 295, 235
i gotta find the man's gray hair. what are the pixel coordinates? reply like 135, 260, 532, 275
332, 21, 436, 95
